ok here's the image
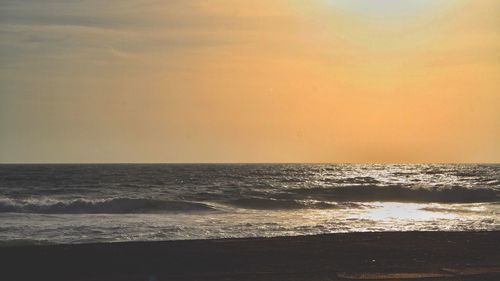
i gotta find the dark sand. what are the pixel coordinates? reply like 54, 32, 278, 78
1, 231, 499, 281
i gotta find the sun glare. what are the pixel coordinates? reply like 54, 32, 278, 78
360, 202, 456, 221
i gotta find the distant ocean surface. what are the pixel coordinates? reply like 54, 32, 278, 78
0, 164, 498, 245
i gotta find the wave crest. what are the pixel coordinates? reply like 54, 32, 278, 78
225, 198, 364, 210
0, 198, 216, 214
293, 185, 499, 203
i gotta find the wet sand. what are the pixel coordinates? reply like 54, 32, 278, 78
1, 231, 499, 281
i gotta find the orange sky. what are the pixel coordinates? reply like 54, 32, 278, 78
0, 0, 499, 163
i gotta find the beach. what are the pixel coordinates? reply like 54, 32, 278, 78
2, 0, 499, 279
1, 165, 498, 280
1, 231, 499, 281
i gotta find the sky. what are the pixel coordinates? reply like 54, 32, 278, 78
0, 0, 499, 163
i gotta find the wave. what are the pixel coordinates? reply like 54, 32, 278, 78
225, 198, 365, 210
0, 198, 216, 214
421, 207, 483, 214
292, 185, 499, 203
421, 202, 500, 214
1, 185, 497, 214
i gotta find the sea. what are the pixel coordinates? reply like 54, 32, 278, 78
0, 164, 498, 245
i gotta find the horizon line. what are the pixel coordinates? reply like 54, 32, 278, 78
0, 162, 498, 165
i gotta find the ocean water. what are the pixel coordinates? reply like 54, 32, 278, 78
0, 164, 498, 245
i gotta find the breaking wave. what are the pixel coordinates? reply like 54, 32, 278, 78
0, 185, 497, 214
0, 198, 216, 214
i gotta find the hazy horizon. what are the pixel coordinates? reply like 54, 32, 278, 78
5, 159, 500, 166
1, 0, 499, 163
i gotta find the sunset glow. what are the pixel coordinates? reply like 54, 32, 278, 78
0, 0, 499, 163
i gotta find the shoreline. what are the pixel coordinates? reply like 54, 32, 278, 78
1, 231, 499, 280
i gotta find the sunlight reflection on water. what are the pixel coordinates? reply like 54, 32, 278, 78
359, 202, 457, 221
